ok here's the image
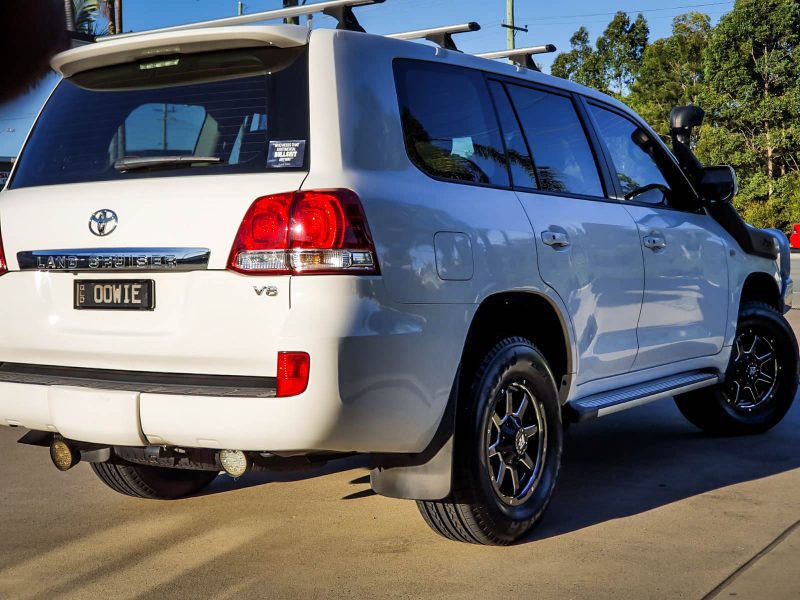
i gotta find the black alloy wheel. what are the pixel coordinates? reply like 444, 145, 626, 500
675, 301, 798, 435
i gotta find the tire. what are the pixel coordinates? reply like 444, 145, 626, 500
417, 337, 563, 545
675, 301, 799, 435
91, 462, 219, 499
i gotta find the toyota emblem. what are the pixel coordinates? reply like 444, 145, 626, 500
89, 209, 118, 237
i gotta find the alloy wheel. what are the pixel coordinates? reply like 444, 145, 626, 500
724, 329, 780, 412
484, 379, 547, 506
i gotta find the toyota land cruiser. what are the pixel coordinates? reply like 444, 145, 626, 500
0, 0, 796, 545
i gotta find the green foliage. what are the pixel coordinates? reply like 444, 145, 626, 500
549, 0, 800, 231
627, 13, 710, 136
551, 13, 649, 97
699, 0, 800, 231
597, 12, 649, 96
72, 0, 100, 34
551, 27, 606, 90
100, 0, 119, 35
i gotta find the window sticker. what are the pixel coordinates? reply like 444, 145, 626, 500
267, 140, 306, 168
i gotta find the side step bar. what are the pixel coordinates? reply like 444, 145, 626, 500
566, 371, 719, 423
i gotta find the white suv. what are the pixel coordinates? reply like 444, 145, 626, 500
0, 4, 796, 545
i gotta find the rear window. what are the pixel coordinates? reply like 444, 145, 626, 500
11, 47, 309, 189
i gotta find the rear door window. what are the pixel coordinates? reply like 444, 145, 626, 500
11, 47, 308, 189
506, 84, 604, 198
394, 60, 510, 187
488, 81, 538, 190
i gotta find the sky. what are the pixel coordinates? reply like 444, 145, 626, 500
0, 0, 735, 157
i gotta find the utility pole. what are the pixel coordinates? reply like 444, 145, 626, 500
115, 0, 123, 34
238, 1, 244, 16
283, 0, 299, 25
506, 0, 514, 50
501, 1, 527, 51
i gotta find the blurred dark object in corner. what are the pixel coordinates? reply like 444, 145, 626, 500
1, 1, 70, 104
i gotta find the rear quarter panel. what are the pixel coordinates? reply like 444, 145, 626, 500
298, 30, 577, 450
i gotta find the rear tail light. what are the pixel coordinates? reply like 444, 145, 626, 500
228, 189, 379, 275
0, 225, 7, 277
277, 352, 310, 397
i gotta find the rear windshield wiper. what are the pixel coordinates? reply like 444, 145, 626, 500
114, 156, 223, 172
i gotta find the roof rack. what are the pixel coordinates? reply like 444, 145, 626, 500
100, 0, 385, 41
386, 22, 480, 52
476, 44, 557, 71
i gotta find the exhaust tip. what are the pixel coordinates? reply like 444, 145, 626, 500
50, 439, 79, 471
219, 450, 249, 478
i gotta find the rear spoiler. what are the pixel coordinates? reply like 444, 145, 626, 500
51, 26, 310, 77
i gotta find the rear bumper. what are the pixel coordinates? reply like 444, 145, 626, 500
0, 373, 344, 452
0, 277, 471, 453
0, 273, 471, 454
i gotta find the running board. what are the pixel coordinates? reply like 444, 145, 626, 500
566, 371, 719, 423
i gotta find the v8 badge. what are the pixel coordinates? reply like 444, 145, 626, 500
254, 286, 278, 297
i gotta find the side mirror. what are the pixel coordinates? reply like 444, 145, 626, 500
699, 166, 737, 203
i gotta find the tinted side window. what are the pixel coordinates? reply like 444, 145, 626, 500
506, 85, 604, 197
589, 105, 672, 205
395, 60, 510, 187
488, 81, 538, 190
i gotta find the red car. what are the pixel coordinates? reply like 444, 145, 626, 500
791, 224, 800, 249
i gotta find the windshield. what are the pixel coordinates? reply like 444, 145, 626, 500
10, 46, 309, 189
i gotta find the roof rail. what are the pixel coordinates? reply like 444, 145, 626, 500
386, 22, 480, 52
99, 0, 385, 42
476, 44, 557, 71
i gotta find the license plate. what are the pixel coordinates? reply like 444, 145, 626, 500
74, 280, 155, 310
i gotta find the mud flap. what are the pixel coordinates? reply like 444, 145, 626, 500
369, 435, 453, 500
369, 369, 458, 501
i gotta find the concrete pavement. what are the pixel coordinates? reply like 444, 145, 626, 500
0, 315, 798, 599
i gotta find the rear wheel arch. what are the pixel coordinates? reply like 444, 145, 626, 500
459, 292, 573, 403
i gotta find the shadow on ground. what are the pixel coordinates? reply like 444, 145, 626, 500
531, 394, 800, 541
199, 391, 800, 545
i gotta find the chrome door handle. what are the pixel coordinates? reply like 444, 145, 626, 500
643, 235, 667, 250
542, 231, 570, 248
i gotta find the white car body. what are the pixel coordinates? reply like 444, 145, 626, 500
0, 23, 791, 499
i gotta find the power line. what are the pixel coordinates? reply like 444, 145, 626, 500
528, 10, 731, 28
517, 1, 733, 22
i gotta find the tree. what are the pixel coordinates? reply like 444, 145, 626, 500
628, 12, 711, 136
71, 0, 101, 34
596, 12, 649, 97
550, 13, 649, 97
100, 0, 123, 35
697, 0, 800, 229
551, 27, 606, 90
